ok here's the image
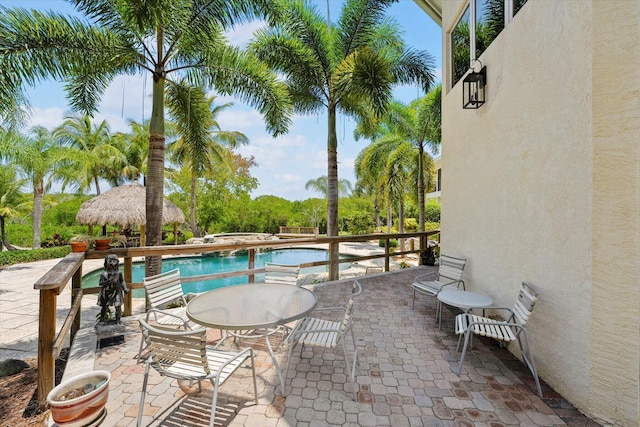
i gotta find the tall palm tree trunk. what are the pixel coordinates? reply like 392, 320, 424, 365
1, 217, 16, 251
417, 146, 425, 232
32, 181, 43, 249
398, 200, 405, 251
93, 175, 101, 195
190, 173, 200, 238
145, 72, 166, 277
327, 103, 340, 279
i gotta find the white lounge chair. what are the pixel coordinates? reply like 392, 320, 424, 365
137, 319, 258, 427
264, 262, 301, 286
137, 268, 197, 358
455, 281, 542, 397
411, 254, 466, 324
284, 280, 362, 400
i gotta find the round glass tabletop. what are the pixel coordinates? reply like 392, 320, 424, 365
186, 283, 317, 330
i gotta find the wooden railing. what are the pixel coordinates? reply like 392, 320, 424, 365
33, 230, 439, 402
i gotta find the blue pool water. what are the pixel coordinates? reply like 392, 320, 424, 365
82, 248, 352, 295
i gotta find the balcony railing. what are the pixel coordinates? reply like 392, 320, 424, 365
33, 230, 438, 402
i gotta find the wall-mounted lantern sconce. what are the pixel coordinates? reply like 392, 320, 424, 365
463, 60, 486, 109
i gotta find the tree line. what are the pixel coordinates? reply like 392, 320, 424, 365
0, 0, 440, 276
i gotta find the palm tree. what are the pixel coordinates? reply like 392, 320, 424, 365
250, 0, 435, 248
115, 120, 149, 184
356, 86, 441, 231
53, 115, 117, 195
305, 176, 352, 198
167, 84, 248, 237
0, 1, 291, 276
383, 142, 413, 250
0, 127, 63, 248
0, 163, 27, 251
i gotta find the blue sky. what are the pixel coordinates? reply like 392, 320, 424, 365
1, 0, 442, 201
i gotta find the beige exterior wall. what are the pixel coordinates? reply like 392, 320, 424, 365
439, 1, 639, 425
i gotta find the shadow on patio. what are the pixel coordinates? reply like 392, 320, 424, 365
86, 267, 599, 426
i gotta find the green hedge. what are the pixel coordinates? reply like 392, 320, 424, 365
0, 246, 71, 267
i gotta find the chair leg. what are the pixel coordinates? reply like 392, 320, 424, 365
249, 350, 259, 405
518, 332, 543, 398
341, 337, 358, 400
282, 336, 298, 396
209, 378, 220, 427
136, 336, 145, 360
412, 289, 416, 309
456, 330, 472, 375
136, 362, 150, 427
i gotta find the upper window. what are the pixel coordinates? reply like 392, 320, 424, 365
450, 0, 528, 87
451, 7, 470, 87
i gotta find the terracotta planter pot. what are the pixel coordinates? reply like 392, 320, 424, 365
94, 239, 111, 251
70, 241, 89, 253
47, 370, 110, 427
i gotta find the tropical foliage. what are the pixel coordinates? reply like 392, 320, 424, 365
250, 0, 435, 245
354, 87, 441, 234
0, 0, 291, 276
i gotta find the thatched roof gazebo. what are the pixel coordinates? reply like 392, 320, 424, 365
76, 183, 185, 245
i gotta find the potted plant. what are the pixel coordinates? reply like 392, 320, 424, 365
69, 235, 93, 253
47, 370, 111, 427
93, 236, 112, 251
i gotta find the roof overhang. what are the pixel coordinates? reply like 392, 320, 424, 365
413, 0, 442, 26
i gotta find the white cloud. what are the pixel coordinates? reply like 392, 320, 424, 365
25, 107, 66, 130
226, 21, 266, 47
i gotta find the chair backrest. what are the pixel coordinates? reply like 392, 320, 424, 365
511, 282, 539, 327
339, 280, 362, 334
142, 268, 185, 310
264, 262, 300, 286
437, 255, 466, 284
139, 318, 210, 378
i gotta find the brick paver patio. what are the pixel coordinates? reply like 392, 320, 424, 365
74, 267, 600, 426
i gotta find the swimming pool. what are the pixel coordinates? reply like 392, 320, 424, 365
82, 248, 353, 294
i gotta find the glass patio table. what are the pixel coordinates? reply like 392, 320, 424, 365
186, 283, 317, 394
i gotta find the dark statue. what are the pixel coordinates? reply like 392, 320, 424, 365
97, 254, 129, 324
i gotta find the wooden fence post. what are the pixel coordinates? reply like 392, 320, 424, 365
71, 265, 82, 340
124, 256, 133, 316
248, 249, 255, 283
384, 238, 390, 271
37, 289, 57, 404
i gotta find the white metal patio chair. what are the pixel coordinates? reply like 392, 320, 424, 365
264, 262, 301, 286
454, 281, 542, 397
283, 280, 362, 400
137, 319, 258, 427
411, 254, 467, 324
137, 268, 198, 358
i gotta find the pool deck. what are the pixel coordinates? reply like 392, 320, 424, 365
0, 245, 601, 426
0, 241, 391, 361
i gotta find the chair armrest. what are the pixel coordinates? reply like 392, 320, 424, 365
205, 347, 255, 380
413, 272, 438, 282
312, 306, 346, 312
466, 318, 524, 330
463, 306, 513, 314
145, 308, 190, 329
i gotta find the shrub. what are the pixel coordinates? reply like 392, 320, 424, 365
379, 239, 398, 248
41, 233, 68, 248
0, 246, 71, 267
424, 201, 441, 222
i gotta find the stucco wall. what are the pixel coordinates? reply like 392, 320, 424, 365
589, 1, 640, 424
439, 1, 639, 425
